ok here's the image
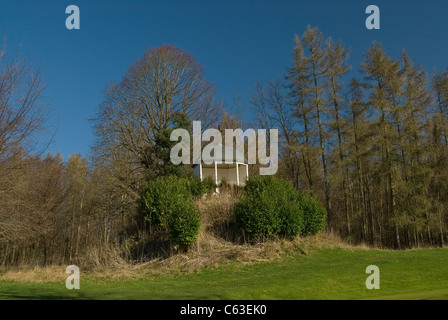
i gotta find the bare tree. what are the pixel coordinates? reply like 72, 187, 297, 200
0, 39, 50, 266
94, 45, 221, 173
251, 80, 301, 187
0, 39, 47, 164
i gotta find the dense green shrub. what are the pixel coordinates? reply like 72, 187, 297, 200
139, 175, 192, 227
235, 190, 281, 239
188, 176, 216, 198
235, 176, 304, 240
299, 192, 327, 235
139, 175, 201, 247
139, 175, 215, 227
201, 176, 218, 194
281, 200, 305, 238
168, 201, 201, 248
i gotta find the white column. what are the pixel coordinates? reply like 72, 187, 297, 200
214, 162, 218, 186
214, 162, 219, 193
236, 162, 240, 186
246, 164, 249, 182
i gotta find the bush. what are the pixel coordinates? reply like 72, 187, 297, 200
281, 200, 305, 238
299, 192, 327, 235
188, 176, 216, 198
235, 176, 304, 240
204, 176, 218, 193
139, 175, 192, 227
168, 201, 201, 248
235, 190, 281, 239
139, 175, 201, 248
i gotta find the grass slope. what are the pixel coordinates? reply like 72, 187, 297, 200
1, 247, 447, 300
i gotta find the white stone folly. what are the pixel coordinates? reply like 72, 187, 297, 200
193, 144, 249, 189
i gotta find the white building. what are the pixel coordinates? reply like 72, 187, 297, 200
193, 144, 249, 188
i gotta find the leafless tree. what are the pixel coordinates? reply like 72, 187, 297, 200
94, 45, 221, 171
0, 39, 47, 164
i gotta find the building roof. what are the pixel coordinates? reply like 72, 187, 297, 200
196, 144, 248, 165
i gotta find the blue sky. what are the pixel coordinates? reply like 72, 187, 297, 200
1, 0, 447, 159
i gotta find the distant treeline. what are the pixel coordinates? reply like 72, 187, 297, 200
255, 26, 448, 249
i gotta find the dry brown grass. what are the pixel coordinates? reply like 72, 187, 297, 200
0, 266, 68, 283
0, 191, 361, 283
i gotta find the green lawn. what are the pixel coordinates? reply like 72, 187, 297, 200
1, 248, 447, 300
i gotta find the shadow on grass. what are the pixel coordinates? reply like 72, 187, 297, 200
0, 283, 96, 300
0, 281, 232, 300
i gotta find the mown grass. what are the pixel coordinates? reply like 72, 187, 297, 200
1, 247, 447, 300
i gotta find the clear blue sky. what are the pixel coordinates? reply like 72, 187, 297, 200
1, 0, 447, 159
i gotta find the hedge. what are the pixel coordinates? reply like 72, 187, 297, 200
235, 175, 304, 240
139, 175, 202, 248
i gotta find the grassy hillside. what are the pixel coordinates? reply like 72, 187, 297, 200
1, 247, 447, 300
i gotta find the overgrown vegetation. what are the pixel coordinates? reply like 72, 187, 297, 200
139, 176, 207, 249
235, 176, 315, 240
299, 193, 327, 235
